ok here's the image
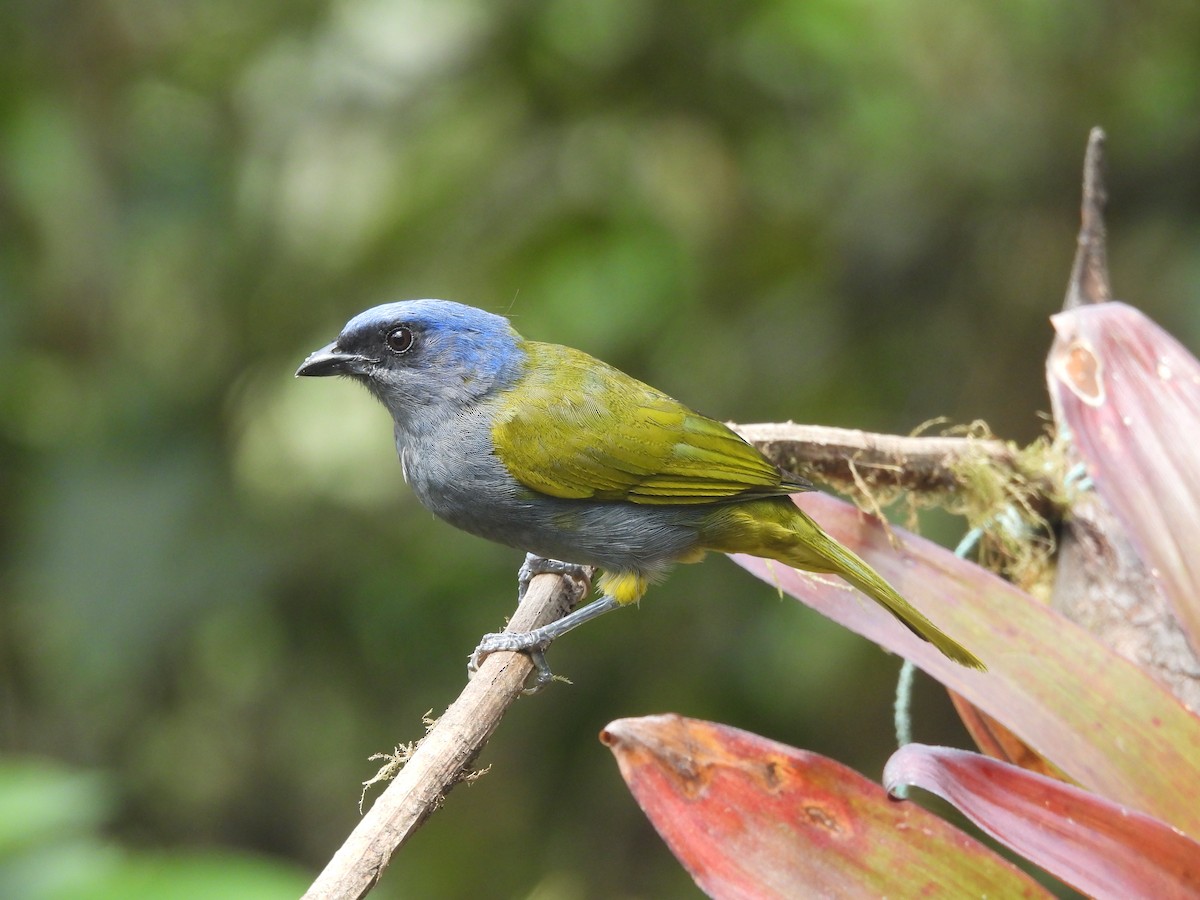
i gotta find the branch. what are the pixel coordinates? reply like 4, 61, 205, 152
302, 567, 591, 900
730, 421, 1019, 496
1063, 126, 1112, 310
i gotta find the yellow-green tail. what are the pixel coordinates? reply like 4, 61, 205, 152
792, 529, 986, 670
699, 499, 985, 669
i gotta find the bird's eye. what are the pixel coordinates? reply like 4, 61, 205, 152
385, 325, 415, 354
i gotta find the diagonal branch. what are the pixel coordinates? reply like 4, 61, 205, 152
302, 568, 591, 900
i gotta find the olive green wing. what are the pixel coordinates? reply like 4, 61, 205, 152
491, 342, 812, 505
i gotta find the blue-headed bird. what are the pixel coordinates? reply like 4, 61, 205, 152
297, 300, 983, 687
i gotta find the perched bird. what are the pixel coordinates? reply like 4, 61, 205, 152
297, 300, 984, 685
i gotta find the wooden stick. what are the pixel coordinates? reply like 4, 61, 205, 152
302, 567, 591, 900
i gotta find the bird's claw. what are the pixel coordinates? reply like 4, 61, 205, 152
524, 649, 572, 693
467, 629, 571, 694
517, 554, 591, 600
466, 557, 595, 692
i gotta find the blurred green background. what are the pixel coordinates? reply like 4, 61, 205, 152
2, 1, 1199, 897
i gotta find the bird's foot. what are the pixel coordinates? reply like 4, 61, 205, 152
468, 627, 572, 694
517, 554, 591, 600
467, 594, 619, 693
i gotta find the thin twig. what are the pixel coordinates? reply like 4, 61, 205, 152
1063, 127, 1112, 310
302, 568, 591, 900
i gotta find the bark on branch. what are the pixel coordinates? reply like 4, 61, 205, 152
302, 567, 591, 899
731, 422, 1018, 496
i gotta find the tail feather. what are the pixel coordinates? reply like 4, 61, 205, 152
699, 498, 985, 669
784, 520, 986, 671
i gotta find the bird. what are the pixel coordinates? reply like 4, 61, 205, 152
296, 299, 984, 686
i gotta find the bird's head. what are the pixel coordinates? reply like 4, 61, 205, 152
296, 300, 526, 421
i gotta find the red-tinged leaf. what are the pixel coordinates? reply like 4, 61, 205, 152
731, 493, 1200, 837
946, 691, 1069, 782
1047, 301, 1200, 647
884, 743, 1200, 898
601, 715, 1050, 900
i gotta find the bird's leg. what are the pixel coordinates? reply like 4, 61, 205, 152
469, 593, 620, 694
468, 554, 595, 693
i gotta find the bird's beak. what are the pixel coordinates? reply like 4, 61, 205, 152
295, 342, 375, 378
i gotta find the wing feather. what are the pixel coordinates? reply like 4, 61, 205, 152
491, 342, 812, 505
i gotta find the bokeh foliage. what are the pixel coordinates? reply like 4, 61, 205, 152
2, 1, 1198, 897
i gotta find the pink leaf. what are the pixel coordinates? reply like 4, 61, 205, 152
1047, 301, 1200, 647
601, 715, 1050, 899
884, 743, 1200, 898
731, 494, 1200, 836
